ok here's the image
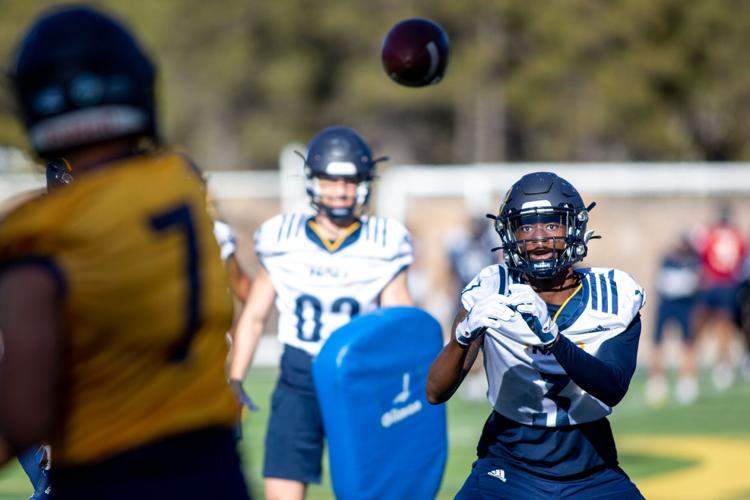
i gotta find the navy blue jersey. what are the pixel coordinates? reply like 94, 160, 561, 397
656, 254, 700, 300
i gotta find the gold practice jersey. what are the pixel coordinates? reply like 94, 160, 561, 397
0, 152, 237, 466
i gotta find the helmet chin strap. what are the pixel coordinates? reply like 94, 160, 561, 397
320, 203, 357, 222
528, 261, 569, 281
525, 250, 567, 280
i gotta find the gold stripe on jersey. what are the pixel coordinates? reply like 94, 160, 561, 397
0, 152, 237, 466
552, 283, 583, 324
308, 219, 361, 252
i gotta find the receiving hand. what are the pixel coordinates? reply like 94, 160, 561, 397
455, 293, 516, 346
508, 284, 559, 347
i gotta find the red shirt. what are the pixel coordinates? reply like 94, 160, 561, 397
696, 224, 747, 285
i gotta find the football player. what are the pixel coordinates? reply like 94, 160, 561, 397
213, 219, 252, 303
692, 205, 747, 390
229, 126, 414, 500
0, 6, 249, 498
211, 216, 257, 414
427, 172, 645, 498
17, 445, 50, 499
646, 235, 701, 406
207, 193, 252, 304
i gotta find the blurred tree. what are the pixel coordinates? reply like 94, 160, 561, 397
2, 0, 750, 169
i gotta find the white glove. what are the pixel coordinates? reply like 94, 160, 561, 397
508, 284, 559, 347
455, 293, 516, 346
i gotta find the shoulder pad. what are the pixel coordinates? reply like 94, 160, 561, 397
584, 267, 646, 320
460, 264, 508, 311
255, 213, 298, 254
360, 216, 414, 258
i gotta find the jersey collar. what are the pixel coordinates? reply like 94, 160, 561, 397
305, 218, 362, 253
552, 270, 590, 330
509, 268, 588, 331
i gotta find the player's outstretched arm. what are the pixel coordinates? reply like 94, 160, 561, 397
550, 315, 642, 407
426, 309, 482, 404
379, 271, 414, 307
228, 267, 275, 383
0, 266, 61, 465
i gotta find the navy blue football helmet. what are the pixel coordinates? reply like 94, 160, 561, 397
300, 126, 387, 220
491, 172, 597, 279
9, 6, 157, 160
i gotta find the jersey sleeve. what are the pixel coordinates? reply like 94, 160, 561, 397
550, 314, 641, 407
460, 264, 506, 312
212, 220, 237, 261
610, 268, 647, 321
0, 192, 67, 286
253, 214, 288, 267
383, 218, 414, 275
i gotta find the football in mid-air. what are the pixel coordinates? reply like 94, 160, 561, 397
381, 18, 450, 88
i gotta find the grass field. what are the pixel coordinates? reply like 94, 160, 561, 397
1, 368, 748, 499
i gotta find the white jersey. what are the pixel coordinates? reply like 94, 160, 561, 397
255, 212, 413, 355
461, 264, 645, 427
213, 220, 238, 262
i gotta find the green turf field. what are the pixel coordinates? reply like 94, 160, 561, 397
1, 369, 748, 499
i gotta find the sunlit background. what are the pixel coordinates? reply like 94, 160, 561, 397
1, 1, 749, 499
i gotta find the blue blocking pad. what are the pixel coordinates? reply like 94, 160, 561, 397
312, 306, 447, 500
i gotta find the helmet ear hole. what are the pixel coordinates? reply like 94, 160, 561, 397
355, 180, 372, 207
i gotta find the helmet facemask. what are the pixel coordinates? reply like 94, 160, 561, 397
305, 171, 372, 222
495, 205, 592, 279
298, 126, 386, 222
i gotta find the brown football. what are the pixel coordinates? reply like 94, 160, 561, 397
381, 18, 450, 88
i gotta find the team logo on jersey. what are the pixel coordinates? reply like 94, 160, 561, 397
309, 265, 348, 278
576, 325, 613, 334
526, 344, 554, 357
380, 372, 423, 428
487, 469, 507, 482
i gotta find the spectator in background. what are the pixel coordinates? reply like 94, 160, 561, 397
646, 235, 701, 406
737, 251, 750, 380
692, 204, 748, 391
